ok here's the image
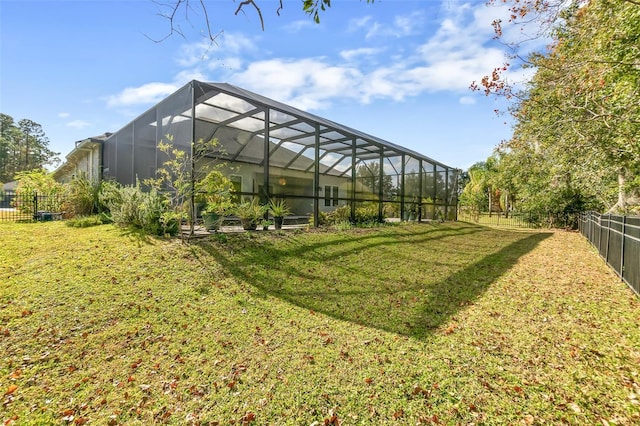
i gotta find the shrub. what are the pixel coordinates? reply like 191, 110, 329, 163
107, 181, 177, 236
64, 173, 103, 217
318, 204, 383, 227
354, 204, 381, 225
333, 220, 353, 231
14, 169, 65, 214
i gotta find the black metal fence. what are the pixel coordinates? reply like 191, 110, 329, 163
0, 191, 68, 222
579, 212, 640, 297
458, 210, 580, 229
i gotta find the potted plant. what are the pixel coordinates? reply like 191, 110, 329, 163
268, 198, 291, 230
196, 170, 234, 231
234, 198, 266, 231
260, 219, 273, 231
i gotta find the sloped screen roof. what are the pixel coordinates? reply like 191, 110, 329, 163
191, 81, 453, 175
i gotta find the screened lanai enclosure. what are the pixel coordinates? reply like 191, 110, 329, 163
102, 80, 458, 226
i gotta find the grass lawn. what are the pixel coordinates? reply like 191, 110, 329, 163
1, 221, 639, 425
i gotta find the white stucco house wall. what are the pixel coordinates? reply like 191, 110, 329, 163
52, 133, 111, 183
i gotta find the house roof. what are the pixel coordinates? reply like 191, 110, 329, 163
52, 133, 111, 179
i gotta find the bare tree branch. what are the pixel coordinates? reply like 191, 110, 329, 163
234, 0, 265, 31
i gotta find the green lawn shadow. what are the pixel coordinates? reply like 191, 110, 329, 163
198, 223, 552, 339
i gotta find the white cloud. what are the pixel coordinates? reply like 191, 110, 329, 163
392, 10, 426, 36
213, 2, 518, 108
106, 1, 538, 116
176, 33, 257, 68
231, 58, 363, 110
106, 82, 179, 107
174, 69, 207, 84
283, 20, 315, 32
339, 47, 385, 61
66, 120, 91, 129
358, 10, 426, 39
459, 96, 476, 105
347, 16, 373, 33
58, 112, 70, 118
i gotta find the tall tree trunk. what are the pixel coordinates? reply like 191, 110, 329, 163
616, 169, 627, 212
504, 189, 509, 218
488, 187, 492, 217
607, 168, 640, 214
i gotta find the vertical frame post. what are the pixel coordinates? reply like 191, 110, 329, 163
263, 107, 271, 213
378, 148, 384, 222
444, 168, 449, 221
313, 124, 320, 227
189, 81, 196, 236
400, 154, 406, 221
351, 138, 356, 223
621, 215, 626, 282
418, 159, 423, 222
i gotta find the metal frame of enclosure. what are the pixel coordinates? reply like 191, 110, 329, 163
102, 80, 458, 226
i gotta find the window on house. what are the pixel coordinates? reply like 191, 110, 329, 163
325, 185, 339, 206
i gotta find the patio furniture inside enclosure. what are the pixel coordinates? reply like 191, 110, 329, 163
101, 80, 458, 225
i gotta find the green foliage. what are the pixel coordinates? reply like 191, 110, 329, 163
196, 169, 235, 215
233, 197, 267, 230
14, 169, 63, 196
356, 161, 396, 199
319, 205, 351, 226
64, 173, 104, 217
268, 198, 291, 217
145, 136, 230, 235
65, 214, 104, 228
333, 220, 353, 231
97, 180, 122, 216
0, 113, 59, 182
302, 0, 375, 23
354, 203, 381, 225
144, 135, 193, 225
318, 203, 384, 227
14, 169, 65, 213
494, 0, 640, 213
107, 180, 177, 236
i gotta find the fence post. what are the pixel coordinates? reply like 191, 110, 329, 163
33, 192, 38, 221
605, 214, 611, 263
620, 215, 626, 283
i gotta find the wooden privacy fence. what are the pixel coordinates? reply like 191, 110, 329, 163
579, 212, 640, 297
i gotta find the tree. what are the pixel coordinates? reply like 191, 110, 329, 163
152, 0, 375, 42
13, 169, 65, 214
459, 157, 501, 218
356, 161, 395, 199
0, 114, 60, 183
476, 0, 640, 214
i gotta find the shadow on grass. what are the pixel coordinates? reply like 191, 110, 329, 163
197, 223, 552, 339
117, 226, 155, 245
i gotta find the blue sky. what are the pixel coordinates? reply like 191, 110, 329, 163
1, 0, 533, 170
